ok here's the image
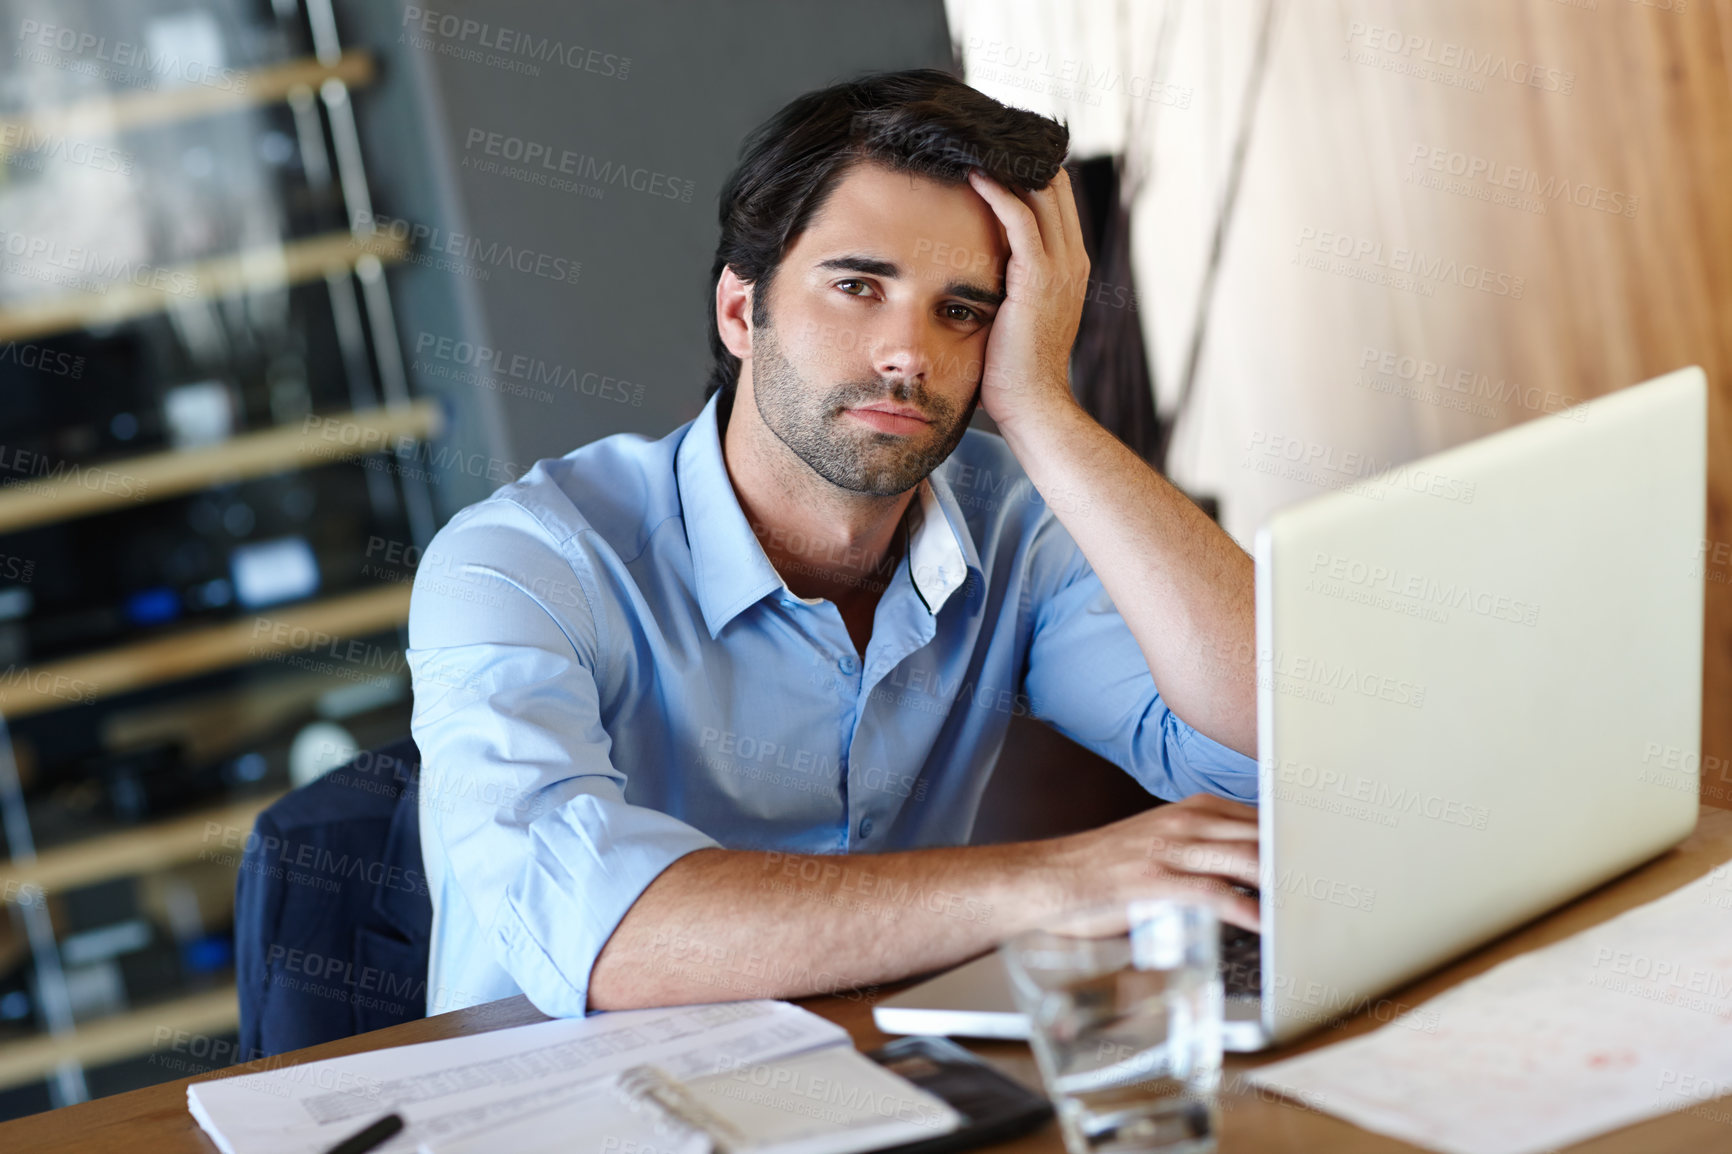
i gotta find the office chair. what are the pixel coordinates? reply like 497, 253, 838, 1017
233, 737, 432, 1058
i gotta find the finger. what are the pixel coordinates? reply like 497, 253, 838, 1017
1152, 838, 1260, 886
1014, 178, 1067, 258
966, 169, 1045, 272
1161, 873, 1261, 933
1216, 889, 1261, 933
1053, 166, 1085, 255
1164, 809, 1261, 842
1172, 795, 1261, 832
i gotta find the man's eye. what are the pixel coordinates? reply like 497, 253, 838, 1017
943, 303, 980, 323
836, 279, 872, 296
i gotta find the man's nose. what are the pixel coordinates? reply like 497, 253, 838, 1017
869, 309, 934, 386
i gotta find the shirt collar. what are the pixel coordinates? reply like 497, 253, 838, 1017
676, 392, 978, 638
904, 477, 969, 614
677, 393, 788, 639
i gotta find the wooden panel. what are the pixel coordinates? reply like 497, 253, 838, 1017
0, 794, 284, 906
0, 50, 374, 143
0, 987, 237, 1093
1169, 1, 1732, 806
0, 400, 441, 534
0, 584, 411, 721
0, 229, 409, 344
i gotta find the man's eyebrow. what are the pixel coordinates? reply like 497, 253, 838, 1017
815, 255, 1004, 309
816, 255, 901, 278
942, 279, 1005, 309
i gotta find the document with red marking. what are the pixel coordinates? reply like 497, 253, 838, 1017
1247, 864, 1732, 1154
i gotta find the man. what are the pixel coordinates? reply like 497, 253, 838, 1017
407, 69, 1260, 1019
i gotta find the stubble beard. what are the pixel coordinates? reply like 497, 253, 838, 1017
750, 321, 976, 497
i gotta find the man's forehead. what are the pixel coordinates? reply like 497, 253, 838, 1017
797, 162, 1009, 280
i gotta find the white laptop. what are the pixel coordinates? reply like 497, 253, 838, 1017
875, 365, 1708, 1051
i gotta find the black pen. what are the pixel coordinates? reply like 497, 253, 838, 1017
321, 1112, 405, 1154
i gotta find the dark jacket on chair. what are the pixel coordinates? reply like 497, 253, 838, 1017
234, 737, 432, 1057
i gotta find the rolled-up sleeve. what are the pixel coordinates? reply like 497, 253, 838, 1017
1018, 514, 1258, 804
407, 504, 719, 1018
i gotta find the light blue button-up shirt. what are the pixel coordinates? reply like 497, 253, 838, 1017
406, 391, 1257, 1018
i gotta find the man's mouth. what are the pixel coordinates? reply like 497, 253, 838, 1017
844, 404, 931, 434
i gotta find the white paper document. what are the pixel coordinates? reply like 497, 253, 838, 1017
188, 1000, 851, 1154
1247, 863, 1732, 1154
426, 1045, 962, 1154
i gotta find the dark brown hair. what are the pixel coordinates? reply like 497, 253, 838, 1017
705, 68, 1069, 401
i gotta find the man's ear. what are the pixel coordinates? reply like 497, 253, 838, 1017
716, 266, 755, 362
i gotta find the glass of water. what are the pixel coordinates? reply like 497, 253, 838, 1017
1000, 900, 1223, 1154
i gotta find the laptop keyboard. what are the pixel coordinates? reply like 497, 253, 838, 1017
1220, 924, 1262, 998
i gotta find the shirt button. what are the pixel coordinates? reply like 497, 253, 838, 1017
858, 816, 873, 838
838, 654, 859, 674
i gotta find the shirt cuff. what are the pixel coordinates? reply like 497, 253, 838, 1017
492, 793, 720, 1017
1168, 713, 1260, 804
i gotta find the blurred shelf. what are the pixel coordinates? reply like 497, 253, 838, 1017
0, 398, 442, 535
0, 791, 284, 906
0, 583, 412, 722
0, 985, 237, 1092
0, 227, 410, 344
0, 49, 374, 142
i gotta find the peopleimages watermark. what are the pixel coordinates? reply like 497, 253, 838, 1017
868, 662, 1042, 722
411, 332, 643, 407
1, 879, 47, 909
1263, 865, 1377, 913
149, 1028, 383, 1101
696, 725, 929, 804
1638, 740, 1731, 794
299, 411, 530, 487
644, 928, 878, 1002
1198, 637, 1426, 709
201, 818, 427, 898
964, 35, 1194, 108
1404, 144, 1638, 219
0, 663, 97, 705
461, 128, 695, 203
400, 6, 630, 79
1294, 227, 1525, 299
359, 535, 507, 611
1342, 22, 1575, 94
14, 19, 248, 93
1266, 755, 1492, 831
910, 236, 1144, 312
0, 444, 150, 507
1654, 1069, 1732, 1132
708, 1052, 954, 1131
244, 614, 408, 691
1267, 973, 1443, 1033
1354, 345, 1586, 424
0, 340, 86, 380
354, 209, 581, 288
761, 851, 994, 924
1305, 549, 1540, 629
1692, 538, 1732, 588
0, 551, 36, 583
1591, 946, 1732, 998
1242, 430, 1478, 504
1589, 948, 1732, 1019
0, 227, 198, 297
0, 122, 133, 177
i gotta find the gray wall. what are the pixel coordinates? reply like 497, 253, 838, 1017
360, 0, 955, 487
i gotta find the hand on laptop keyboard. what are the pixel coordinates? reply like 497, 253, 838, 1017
1064, 793, 1260, 931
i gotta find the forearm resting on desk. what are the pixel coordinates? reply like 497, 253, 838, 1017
587, 793, 1260, 1010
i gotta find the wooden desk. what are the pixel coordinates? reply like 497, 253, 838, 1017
3, 806, 1729, 1153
